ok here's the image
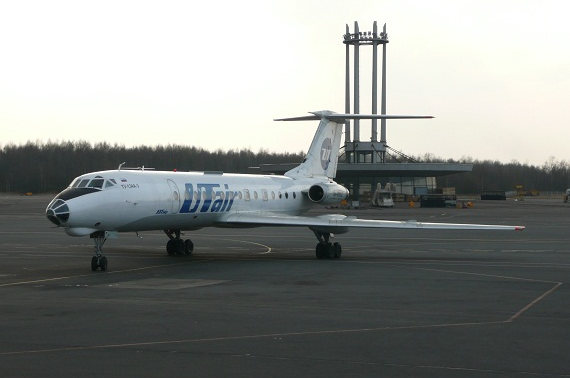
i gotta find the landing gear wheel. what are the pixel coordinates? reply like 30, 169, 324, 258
174, 239, 185, 255
311, 229, 343, 260
166, 239, 176, 256
91, 256, 98, 271
100, 256, 108, 271
184, 239, 194, 256
333, 242, 342, 259
325, 243, 336, 259
316, 243, 338, 259
167, 239, 185, 255
315, 243, 325, 259
90, 231, 108, 272
164, 230, 193, 257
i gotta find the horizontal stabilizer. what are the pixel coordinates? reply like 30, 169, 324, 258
275, 111, 434, 122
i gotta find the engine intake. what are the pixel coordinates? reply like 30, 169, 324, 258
307, 183, 349, 204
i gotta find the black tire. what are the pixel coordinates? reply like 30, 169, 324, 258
175, 239, 185, 255
100, 256, 108, 271
333, 242, 342, 259
315, 243, 324, 259
166, 239, 176, 256
184, 239, 194, 256
91, 256, 98, 271
325, 243, 336, 259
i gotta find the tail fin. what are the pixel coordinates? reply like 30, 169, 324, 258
275, 111, 433, 179
278, 111, 342, 179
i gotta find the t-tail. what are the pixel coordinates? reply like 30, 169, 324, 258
275, 111, 434, 179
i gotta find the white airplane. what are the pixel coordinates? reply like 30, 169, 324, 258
46, 111, 524, 271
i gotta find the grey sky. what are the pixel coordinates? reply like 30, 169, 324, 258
1, 0, 568, 165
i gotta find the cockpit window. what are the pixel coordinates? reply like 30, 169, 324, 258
68, 176, 115, 191
78, 179, 90, 188
88, 178, 104, 189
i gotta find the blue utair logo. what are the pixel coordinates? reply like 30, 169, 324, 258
320, 137, 332, 170
179, 183, 236, 214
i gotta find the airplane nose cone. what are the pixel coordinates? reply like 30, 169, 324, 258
46, 199, 70, 226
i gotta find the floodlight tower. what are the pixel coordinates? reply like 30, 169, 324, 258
343, 21, 389, 163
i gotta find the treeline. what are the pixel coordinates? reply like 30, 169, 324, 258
420, 154, 570, 193
0, 142, 569, 194
0, 141, 304, 193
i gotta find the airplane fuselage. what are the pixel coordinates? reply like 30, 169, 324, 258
48, 169, 317, 236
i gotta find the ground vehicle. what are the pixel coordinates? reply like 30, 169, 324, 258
372, 183, 395, 207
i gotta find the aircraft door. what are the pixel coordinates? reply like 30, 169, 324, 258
167, 179, 181, 214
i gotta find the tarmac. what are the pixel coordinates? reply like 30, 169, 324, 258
0, 194, 569, 377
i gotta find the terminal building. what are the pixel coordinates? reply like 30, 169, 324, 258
260, 21, 471, 202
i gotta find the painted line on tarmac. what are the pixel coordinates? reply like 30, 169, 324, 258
0, 273, 94, 287
213, 238, 272, 255
0, 320, 508, 356
0, 262, 196, 288
0, 237, 271, 286
352, 260, 570, 268
412, 267, 563, 322
508, 282, 563, 322
349, 261, 565, 323
413, 267, 561, 284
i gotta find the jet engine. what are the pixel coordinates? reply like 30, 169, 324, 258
307, 182, 349, 204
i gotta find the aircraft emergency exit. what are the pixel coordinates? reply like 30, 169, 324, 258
46, 111, 524, 271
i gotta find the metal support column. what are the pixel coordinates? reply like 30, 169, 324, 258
371, 21, 378, 163
344, 24, 351, 147
343, 21, 388, 170
353, 21, 360, 143
380, 23, 388, 163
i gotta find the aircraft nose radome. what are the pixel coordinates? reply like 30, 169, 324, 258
46, 198, 70, 226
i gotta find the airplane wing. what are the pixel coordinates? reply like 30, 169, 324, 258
221, 213, 525, 233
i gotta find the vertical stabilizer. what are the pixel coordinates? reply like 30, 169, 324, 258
274, 111, 433, 179
284, 112, 343, 179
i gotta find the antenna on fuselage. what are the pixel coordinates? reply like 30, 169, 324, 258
118, 162, 126, 171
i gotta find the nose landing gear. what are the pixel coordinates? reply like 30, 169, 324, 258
164, 229, 193, 256
90, 231, 108, 271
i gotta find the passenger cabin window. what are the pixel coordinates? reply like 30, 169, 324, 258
271, 191, 275, 200
244, 189, 250, 201
285, 192, 289, 199
262, 190, 268, 201
253, 191, 258, 200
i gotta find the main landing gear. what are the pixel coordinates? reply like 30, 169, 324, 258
90, 231, 108, 271
164, 229, 193, 256
312, 230, 342, 259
